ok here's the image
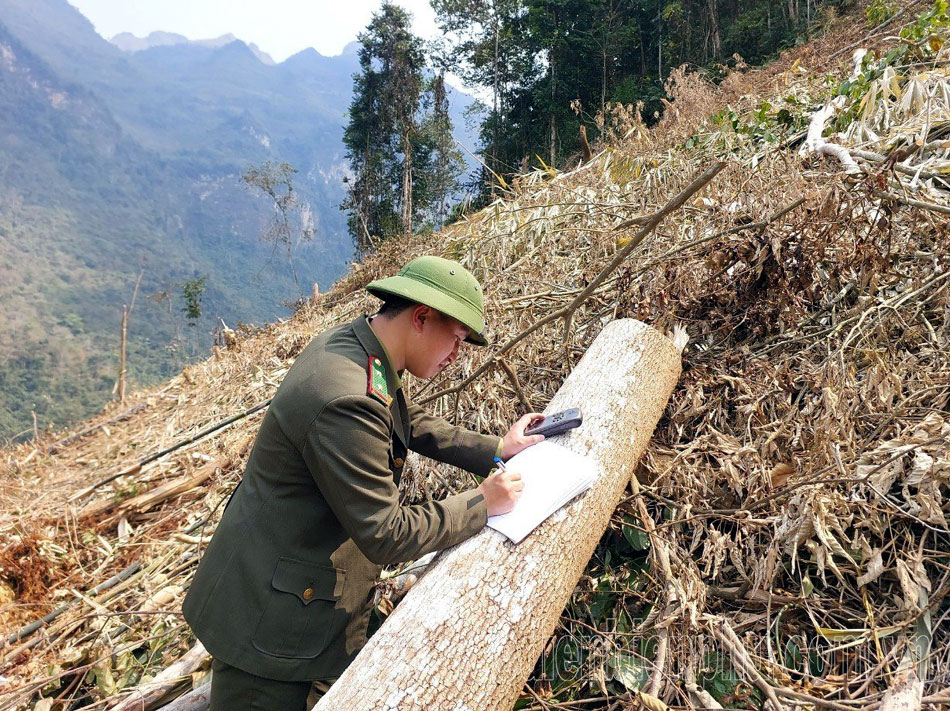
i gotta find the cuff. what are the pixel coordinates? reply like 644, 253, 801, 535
449, 488, 488, 539
495, 437, 504, 460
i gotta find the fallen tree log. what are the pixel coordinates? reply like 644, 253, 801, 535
315, 318, 682, 711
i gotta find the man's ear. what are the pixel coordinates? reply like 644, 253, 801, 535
410, 304, 431, 334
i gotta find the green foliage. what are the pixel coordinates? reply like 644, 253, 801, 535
900, 0, 950, 45
180, 277, 206, 326
866, 0, 897, 26
343, 3, 453, 253
698, 652, 748, 707
0, 12, 354, 440
431, 0, 843, 199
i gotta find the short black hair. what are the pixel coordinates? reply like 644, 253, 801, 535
376, 293, 418, 318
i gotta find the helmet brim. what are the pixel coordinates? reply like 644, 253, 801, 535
367, 277, 489, 346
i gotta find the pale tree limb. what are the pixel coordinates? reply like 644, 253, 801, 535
153, 682, 211, 711
421, 161, 725, 405
799, 97, 862, 175
708, 616, 786, 711
879, 670, 923, 711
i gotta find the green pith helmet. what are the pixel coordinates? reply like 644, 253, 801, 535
366, 256, 488, 346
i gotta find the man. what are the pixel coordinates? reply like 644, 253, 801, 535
182, 255, 544, 710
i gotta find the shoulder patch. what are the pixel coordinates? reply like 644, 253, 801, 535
366, 356, 392, 407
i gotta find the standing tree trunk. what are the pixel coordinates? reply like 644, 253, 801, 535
549, 38, 557, 168
491, 10, 501, 195
314, 318, 682, 711
115, 304, 128, 403
402, 129, 413, 235
707, 0, 721, 59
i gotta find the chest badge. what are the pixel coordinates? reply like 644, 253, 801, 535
367, 356, 393, 406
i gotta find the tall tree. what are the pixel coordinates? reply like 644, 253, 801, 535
431, 0, 534, 186
343, 4, 427, 253
418, 73, 465, 228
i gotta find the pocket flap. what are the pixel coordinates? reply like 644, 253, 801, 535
270, 557, 344, 605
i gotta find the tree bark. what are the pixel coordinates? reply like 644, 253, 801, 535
402, 129, 413, 235
314, 318, 682, 711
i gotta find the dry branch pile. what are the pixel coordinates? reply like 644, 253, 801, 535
1, 3, 949, 710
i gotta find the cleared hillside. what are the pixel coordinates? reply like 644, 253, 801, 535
1, 2, 949, 709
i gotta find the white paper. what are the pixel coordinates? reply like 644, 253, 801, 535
486, 440, 598, 544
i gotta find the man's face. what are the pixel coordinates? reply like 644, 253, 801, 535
407, 308, 469, 379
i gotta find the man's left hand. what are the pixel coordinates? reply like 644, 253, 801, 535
500, 413, 546, 460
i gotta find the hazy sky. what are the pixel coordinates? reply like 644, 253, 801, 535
67, 0, 443, 62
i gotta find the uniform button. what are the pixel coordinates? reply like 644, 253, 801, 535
302, 588, 314, 601
393, 457, 404, 468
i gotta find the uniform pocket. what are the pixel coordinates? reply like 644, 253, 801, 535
251, 557, 347, 659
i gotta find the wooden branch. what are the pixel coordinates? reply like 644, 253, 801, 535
710, 617, 786, 711
852, 149, 950, 188
498, 359, 532, 411
152, 683, 211, 711
800, 98, 862, 175
46, 403, 149, 454
420, 161, 725, 405
874, 189, 950, 216
828, 0, 929, 60
79, 458, 229, 519
70, 400, 270, 502
117, 304, 128, 403
878, 669, 923, 711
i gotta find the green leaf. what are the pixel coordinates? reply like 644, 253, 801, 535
607, 652, 649, 692
621, 515, 651, 551
699, 652, 741, 704
544, 634, 585, 686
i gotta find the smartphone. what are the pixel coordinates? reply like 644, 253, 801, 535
524, 408, 583, 437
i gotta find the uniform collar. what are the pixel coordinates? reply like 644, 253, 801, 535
352, 316, 409, 448
353, 315, 403, 392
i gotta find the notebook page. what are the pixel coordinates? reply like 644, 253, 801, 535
486, 440, 598, 543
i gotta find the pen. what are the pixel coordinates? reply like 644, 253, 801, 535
493, 456, 507, 472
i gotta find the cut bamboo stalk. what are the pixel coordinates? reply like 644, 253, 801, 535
110, 642, 209, 711
154, 681, 211, 711
315, 318, 682, 711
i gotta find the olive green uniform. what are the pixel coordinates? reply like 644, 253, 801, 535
182, 315, 499, 690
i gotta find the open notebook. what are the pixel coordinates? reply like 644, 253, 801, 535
486, 440, 599, 544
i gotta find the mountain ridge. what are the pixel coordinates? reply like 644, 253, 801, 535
0, 0, 476, 439
109, 30, 277, 65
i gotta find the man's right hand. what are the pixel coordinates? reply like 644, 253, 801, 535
478, 469, 524, 516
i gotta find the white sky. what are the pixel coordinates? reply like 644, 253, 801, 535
67, 0, 443, 62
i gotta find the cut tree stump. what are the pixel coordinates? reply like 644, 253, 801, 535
157, 318, 681, 711
315, 318, 681, 711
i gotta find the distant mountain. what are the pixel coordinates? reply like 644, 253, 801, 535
110, 31, 277, 65
0, 0, 478, 439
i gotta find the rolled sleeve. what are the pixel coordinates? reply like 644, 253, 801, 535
302, 395, 485, 566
